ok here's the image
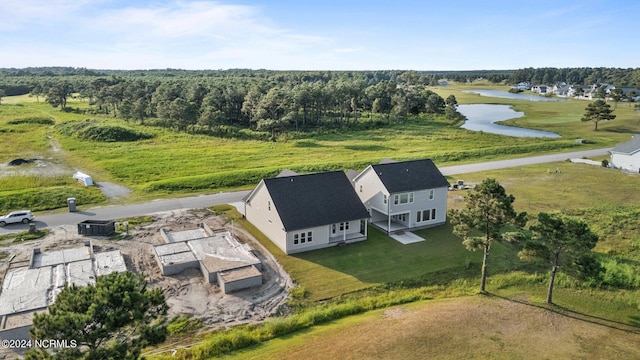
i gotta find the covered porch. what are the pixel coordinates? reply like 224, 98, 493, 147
328, 219, 368, 243
370, 208, 410, 234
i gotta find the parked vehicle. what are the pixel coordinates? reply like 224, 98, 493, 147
0, 210, 35, 226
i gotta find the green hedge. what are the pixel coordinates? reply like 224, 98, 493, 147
7, 117, 55, 125
141, 168, 282, 193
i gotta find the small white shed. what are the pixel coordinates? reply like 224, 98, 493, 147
73, 171, 94, 186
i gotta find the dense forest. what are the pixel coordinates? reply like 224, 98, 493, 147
1, 67, 638, 139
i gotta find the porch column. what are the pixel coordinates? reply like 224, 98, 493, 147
387, 193, 391, 234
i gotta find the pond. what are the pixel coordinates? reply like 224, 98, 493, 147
457, 104, 561, 138
463, 89, 566, 102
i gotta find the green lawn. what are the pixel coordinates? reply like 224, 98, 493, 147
287, 224, 479, 300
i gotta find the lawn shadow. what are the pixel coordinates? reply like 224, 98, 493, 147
604, 126, 639, 134
488, 292, 640, 334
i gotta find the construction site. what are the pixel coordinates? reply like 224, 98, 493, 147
0, 209, 292, 358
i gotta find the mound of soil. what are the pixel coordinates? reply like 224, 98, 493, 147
8, 158, 37, 166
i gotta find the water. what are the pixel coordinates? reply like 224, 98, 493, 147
463, 89, 566, 102
457, 104, 561, 138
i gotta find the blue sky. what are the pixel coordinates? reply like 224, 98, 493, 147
1, 0, 638, 70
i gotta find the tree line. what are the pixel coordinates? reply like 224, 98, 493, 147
1, 70, 464, 138
508, 67, 640, 87
2, 67, 639, 138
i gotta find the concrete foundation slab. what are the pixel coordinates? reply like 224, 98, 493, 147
389, 231, 425, 244
94, 250, 127, 276
0, 267, 51, 316
153, 228, 263, 293
32, 247, 91, 267
0, 245, 126, 318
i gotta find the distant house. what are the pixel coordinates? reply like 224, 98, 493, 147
552, 82, 570, 97
244, 171, 370, 254
353, 159, 449, 233
567, 85, 590, 98
610, 135, 640, 173
516, 82, 531, 91
531, 85, 549, 95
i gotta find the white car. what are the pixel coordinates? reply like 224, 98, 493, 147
0, 210, 35, 226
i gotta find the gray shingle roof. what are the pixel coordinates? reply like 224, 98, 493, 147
264, 171, 370, 232
611, 135, 640, 154
370, 159, 449, 193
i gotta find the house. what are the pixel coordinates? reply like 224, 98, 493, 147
531, 85, 549, 95
244, 171, 370, 254
552, 82, 570, 97
610, 135, 640, 173
353, 159, 450, 233
516, 82, 531, 91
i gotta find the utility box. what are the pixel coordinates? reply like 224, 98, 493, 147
77, 220, 115, 236
67, 198, 77, 212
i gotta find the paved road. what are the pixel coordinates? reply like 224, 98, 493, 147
0, 147, 612, 235
0, 191, 251, 235
438, 147, 611, 176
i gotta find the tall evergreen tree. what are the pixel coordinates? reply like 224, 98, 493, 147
449, 178, 526, 292
581, 99, 616, 130
519, 212, 599, 304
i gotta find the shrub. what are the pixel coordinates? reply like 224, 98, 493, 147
599, 258, 640, 289
7, 117, 55, 125
56, 119, 153, 142
167, 315, 202, 335
141, 168, 281, 193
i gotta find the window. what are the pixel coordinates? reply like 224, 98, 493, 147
383, 195, 388, 204
417, 209, 432, 222
429, 189, 434, 200
267, 201, 271, 211
293, 231, 313, 245
359, 184, 363, 193
339, 222, 350, 231
431, 209, 436, 220
394, 192, 414, 205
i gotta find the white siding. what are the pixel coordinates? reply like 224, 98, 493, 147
245, 182, 288, 253
354, 166, 389, 213
354, 166, 448, 230
246, 183, 367, 255
388, 187, 447, 228
611, 152, 640, 173
285, 225, 329, 254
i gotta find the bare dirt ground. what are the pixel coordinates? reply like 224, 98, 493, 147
0, 209, 293, 358
0, 158, 72, 179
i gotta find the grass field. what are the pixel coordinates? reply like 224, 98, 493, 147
2, 83, 639, 212
218, 296, 640, 360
